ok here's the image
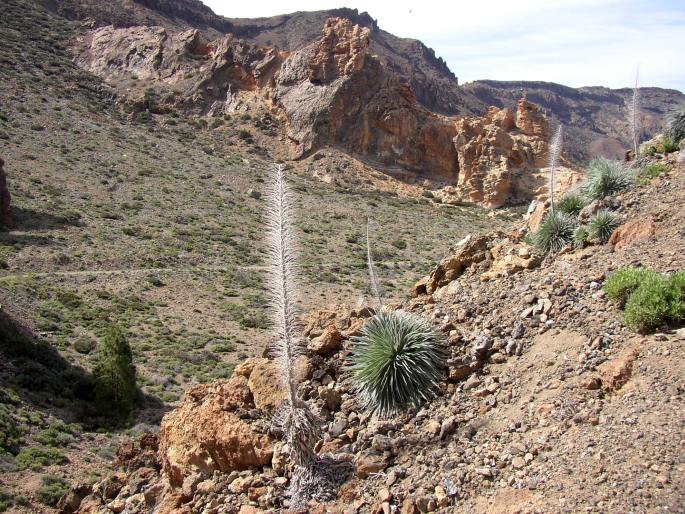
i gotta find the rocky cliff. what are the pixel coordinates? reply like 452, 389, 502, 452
75, 15, 576, 206
464, 80, 685, 163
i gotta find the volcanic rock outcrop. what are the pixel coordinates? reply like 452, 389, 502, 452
0, 158, 12, 229
76, 16, 575, 206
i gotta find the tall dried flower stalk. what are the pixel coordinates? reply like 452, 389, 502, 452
264, 163, 319, 480
548, 124, 563, 214
629, 68, 640, 156
366, 218, 383, 309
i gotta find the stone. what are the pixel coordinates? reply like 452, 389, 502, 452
159, 376, 273, 488
247, 189, 261, 199
424, 234, 493, 294
308, 326, 343, 355
526, 200, 547, 233
356, 453, 389, 478
246, 358, 289, 412
94, 473, 126, 500
56, 483, 92, 513
512, 456, 526, 469
609, 216, 658, 250
424, 419, 441, 436
401, 499, 417, 514
0, 158, 12, 229
597, 344, 640, 392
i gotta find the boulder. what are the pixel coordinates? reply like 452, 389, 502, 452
608, 216, 658, 250
159, 376, 273, 487
425, 234, 493, 294
480, 241, 541, 281
246, 358, 288, 412
0, 158, 12, 229
308, 325, 343, 355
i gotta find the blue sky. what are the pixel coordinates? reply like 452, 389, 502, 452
204, 0, 685, 92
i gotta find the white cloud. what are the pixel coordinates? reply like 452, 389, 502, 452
203, 0, 685, 91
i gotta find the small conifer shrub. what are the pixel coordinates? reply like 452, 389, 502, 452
667, 104, 685, 144
557, 193, 586, 216
582, 158, 633, 200
587, 209, 620, 244
93, 327, 138, 417
532, 211, 577, 253
348, 311, 447, 417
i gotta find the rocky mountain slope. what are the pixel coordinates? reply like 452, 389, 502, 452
52, 147, 685, 514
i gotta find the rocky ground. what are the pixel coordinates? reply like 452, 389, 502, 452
48, 156, 684, 514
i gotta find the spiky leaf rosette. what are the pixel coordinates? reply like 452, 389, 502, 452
532, 211, 577, 253
348, 311, 447, 417
558, 193, 586, 216
582, 158, 633, 200
587, 208, 620, 244
264, 163, 319, 467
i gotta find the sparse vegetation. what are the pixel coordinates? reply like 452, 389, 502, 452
35, 474, 69, 506
661, 136, 679, 153
348, 311, 447, 417
605, 268, 685, 333
587, 209, 620, 244
532, 211, 577, 252
16, 447, 68, 470
638, 163, 666, 184
582, 158, 633, 200
573, 225, 589, 248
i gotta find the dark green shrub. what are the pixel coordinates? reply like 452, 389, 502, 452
93, 327, 138, 417
587, 209, 620, 244
35, 475, 69, 506
667, 104, 685, 144
667, 271, 685, 321
347, 311, 447, 417
72, 337, 95, 354
582, 158, 633, 200
532, 211, 577, 252
34, 420, 77, 447
16, 447, 68, 470
557, 193, 586, 216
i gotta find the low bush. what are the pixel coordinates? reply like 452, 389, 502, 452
347, 311, 447, 417
0, 404, 22, 453
582, 158, 633, 200
557, 193, 586, 216
35, 475, 69, 506
587, 209, 620, 244
532, 211, 577, 252
638, 163, 666, 184
605, 268, 685, 333
604, 267, 658, 306
661, 136, 679, 153
16, 447, 68, 470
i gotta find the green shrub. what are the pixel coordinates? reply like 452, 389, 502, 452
93, 327, 138, 417
35, 475, 69, 506
557, 193, 586, 216
605, 268, 685, 333
16, 447, 68, 470
582, 158, 633, 200
532, 211, 577, 252
34, 421, 77, 447
623, 274, 672, 332
604, 267, 658, 306
587, 209, 620, 244
661, 136, 679, 153
638, 163, 666, 184
667, 104, 685, 144
347, 311, 447, 417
